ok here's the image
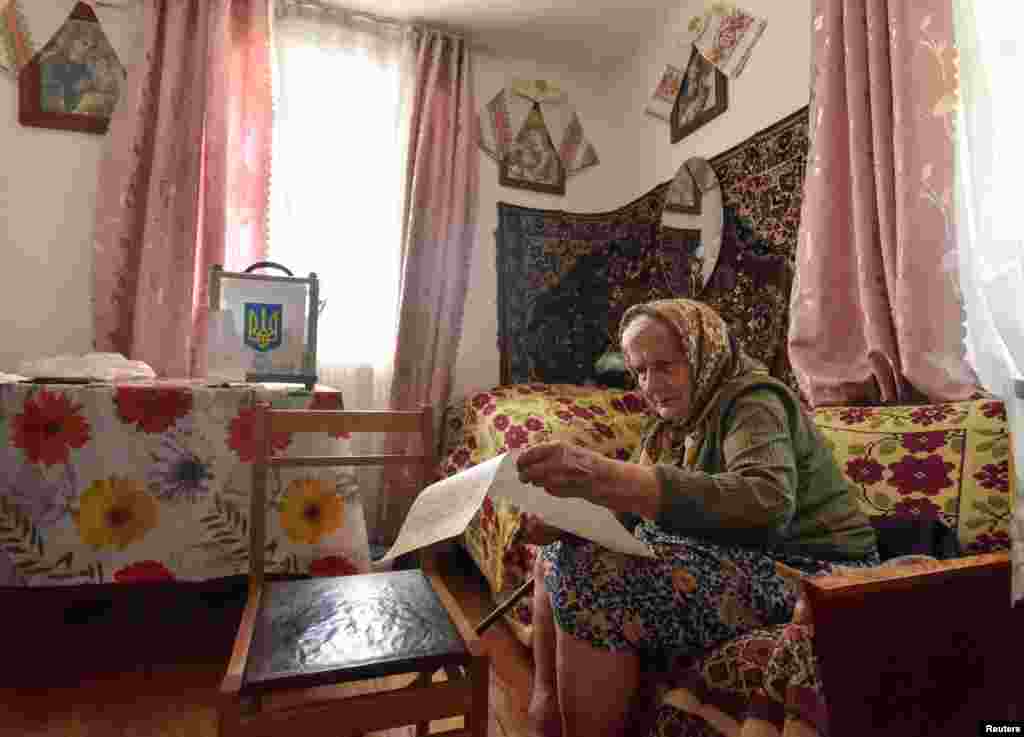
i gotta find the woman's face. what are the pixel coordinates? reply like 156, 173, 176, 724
622, 315, 692, 420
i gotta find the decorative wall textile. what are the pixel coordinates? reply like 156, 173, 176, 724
92, 0, 273, 378
18, 2, 125, 135
382, 28, 478, 542
645, 64, 683, 122
689, 3, 768, 79
788, 0, 978, 407
0, 0, 138, 78
0, 381, 370, 587
477, 79, 600, 192
496, 106, 809, 392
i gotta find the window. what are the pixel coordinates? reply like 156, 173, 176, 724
269, 6, 409, 379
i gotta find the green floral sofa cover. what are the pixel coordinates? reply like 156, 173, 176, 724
439, 386, 1014, 736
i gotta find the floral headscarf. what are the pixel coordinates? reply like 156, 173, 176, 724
619, 298, 765, 468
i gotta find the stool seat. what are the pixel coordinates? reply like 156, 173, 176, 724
219, 405, 489, 737
244, 570, 468, 692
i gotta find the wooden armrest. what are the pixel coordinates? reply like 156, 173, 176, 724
803, 551, 1010, 602
805, 551, 1019, 737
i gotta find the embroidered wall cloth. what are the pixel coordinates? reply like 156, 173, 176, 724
478, 79, 600, 178
690, 4, 768, 79
0, 0, 136, 78
496, 106, 809, 393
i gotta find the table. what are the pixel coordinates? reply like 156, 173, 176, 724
0, 380, 371, 587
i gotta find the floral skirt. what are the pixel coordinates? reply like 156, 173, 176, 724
541, 521, 879, 663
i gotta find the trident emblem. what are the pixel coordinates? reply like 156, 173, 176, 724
244, 303, 283, 352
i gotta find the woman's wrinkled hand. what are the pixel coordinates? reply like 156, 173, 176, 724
516, 441, 603, 501
516, 513, 572, 547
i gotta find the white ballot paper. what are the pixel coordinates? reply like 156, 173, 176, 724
381, 451, 655, 561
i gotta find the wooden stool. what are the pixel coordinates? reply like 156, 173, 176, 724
218, 404, 489, 736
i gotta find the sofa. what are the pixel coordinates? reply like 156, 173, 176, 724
438, 384, 1019, 736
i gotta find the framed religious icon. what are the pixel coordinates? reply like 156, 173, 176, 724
18, 2, 125, 135
670, 45, 728, 144
499, 102, 567, 195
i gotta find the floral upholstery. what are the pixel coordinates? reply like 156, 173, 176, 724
440, 383, 648, 642
440, 387, 1015, 736
812, 399, 1013, 554
652, 623, 826, 737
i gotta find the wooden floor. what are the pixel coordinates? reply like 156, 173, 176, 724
0, 551, 534, 737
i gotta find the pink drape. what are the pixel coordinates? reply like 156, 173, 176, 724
788, 0, 978, 406
382, 30, 478, 540
92, 0, 272, 378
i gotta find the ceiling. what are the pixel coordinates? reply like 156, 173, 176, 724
324, 0, 690, 73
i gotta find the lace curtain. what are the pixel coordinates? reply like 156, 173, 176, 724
952, 1, 1024, 605
269, 1, 413, 542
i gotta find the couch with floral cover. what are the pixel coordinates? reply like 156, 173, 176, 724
438, 385, 1017, 736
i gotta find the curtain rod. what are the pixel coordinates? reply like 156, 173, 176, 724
280, 0, 468, 41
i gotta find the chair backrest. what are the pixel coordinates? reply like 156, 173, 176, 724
249, 402, 434, 591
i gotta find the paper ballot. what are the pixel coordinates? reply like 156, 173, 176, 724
381, 451, 655, 561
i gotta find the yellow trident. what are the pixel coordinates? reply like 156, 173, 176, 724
247, 305, 280, 351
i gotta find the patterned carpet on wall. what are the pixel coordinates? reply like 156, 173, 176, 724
496, 105, 810, 394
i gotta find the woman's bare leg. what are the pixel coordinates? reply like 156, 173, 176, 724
555, 627, 641, 737
527, 554, 562, 737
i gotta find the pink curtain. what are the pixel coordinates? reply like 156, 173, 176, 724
382, 29, 478, 540
92, 0, 272, 378
788, 0, 978, 406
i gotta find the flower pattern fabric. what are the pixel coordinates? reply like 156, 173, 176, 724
0, 380, 370, 586
812, 398, 1013, 554
690, 4, 768, 79
441, 385, 1014, 737
540, 529, 872, 662
789, 1, 978, 405
442, 383, 648, 621
495, 106, 808, 395
12, 389, 91, 466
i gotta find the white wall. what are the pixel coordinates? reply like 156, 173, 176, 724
451, 0, 813, 399
0, 3, 143, 374
601, 0, 813, 203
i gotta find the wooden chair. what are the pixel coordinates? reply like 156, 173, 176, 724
219, 403, 490, 737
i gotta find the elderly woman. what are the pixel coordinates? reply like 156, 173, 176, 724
516, 299, 879, 737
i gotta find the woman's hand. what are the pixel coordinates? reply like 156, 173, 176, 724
516, 513, 576, 547
516, 441, 604, 501
516, 440, 663, 520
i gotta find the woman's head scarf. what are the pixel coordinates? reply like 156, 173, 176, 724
619, 298, 765, 467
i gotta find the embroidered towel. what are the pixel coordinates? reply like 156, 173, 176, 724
690, 4, 767, 79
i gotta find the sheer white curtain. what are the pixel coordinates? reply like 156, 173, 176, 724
270, 1, 412, 544
953, 1, 1024, 604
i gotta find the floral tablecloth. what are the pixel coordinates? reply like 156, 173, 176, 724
0, 380, 372, 587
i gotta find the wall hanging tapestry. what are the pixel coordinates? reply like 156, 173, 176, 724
478, 78, 600, 196
18, 2, 125, 134
496, 105, 810, 393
